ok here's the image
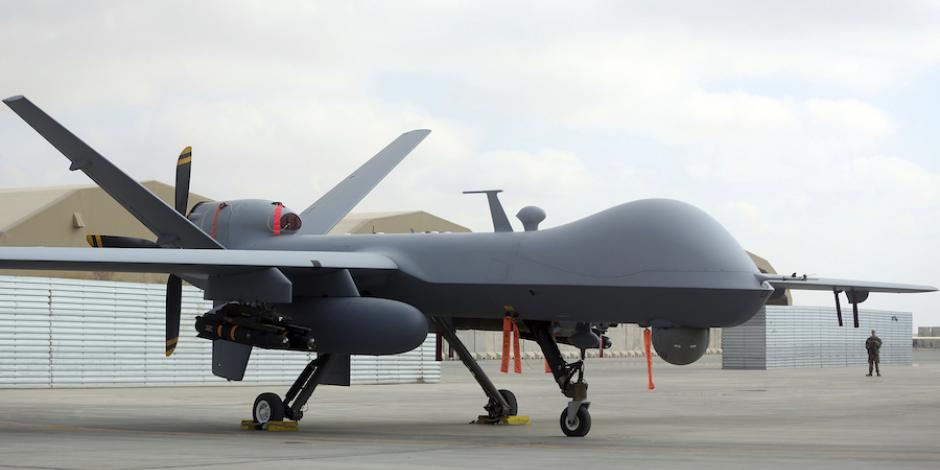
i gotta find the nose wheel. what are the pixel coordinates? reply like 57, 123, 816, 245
559, 403, 591, 437
527, 320, 596, 437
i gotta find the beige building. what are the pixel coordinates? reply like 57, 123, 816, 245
0, 181, 212, 283
330, 211, 470, 235
747, 250, 791, 306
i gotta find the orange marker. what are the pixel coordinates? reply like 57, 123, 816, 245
500, 316, 511, 373
643, 328, 655, 391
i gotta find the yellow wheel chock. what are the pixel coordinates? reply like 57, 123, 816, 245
240, 419, 299, 432
474, 415, 531, 425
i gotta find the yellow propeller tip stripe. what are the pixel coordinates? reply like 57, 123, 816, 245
165, 337, 178, 357
178, 146, 192, 165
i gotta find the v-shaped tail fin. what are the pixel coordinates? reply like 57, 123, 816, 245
299, 129, 431, 234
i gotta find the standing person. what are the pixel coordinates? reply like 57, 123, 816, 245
866, 330, 882, 377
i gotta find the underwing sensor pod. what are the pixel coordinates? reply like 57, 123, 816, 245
651, 326, 710, 365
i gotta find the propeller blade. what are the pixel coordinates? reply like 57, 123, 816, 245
165, 148, 191, 357
165, 274, 182, 357
175, 146, 192, 214
86, 234, 159, 248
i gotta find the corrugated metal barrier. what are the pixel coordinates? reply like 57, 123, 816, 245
0, 275, 439, 388
723, 306, 912, 369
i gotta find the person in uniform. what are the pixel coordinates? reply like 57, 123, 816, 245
866, 330, 882, 377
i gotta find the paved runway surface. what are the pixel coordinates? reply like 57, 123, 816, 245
1, 351, 938, 469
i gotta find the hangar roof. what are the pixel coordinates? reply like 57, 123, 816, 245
329, 211, 470, 235
0, 184, 86, 231
0, 181, 204, 233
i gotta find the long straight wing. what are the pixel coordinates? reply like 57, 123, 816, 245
758, 274, 936, 293
299, 129, 431, 234
2, 96, 222, 249
0, 247, 397, 275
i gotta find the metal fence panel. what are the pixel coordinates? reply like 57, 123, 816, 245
723, 305, 912, 369
0, 275, 439, 388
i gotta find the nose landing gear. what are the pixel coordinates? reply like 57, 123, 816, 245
528, 320, 593, 437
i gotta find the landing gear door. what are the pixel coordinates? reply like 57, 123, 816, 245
212, 339, 252, 381
319, 353, 351, 386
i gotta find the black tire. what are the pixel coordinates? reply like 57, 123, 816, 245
498, 389, 518, 416
559, 405, 591, 437
253, 392, 285, 424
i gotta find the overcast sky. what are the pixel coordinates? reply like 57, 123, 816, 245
1, 1, 938, 328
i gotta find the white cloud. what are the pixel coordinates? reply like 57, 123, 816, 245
0, 0, 938, 327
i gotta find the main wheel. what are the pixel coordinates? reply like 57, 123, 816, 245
253, 392, 285, 424
559, 405, 591, 437
498, 389, 518, 416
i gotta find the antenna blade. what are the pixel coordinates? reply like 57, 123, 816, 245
463, 189, 513, 232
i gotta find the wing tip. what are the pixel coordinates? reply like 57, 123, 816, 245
405, 129, 432, 136
3, 95, 26, 105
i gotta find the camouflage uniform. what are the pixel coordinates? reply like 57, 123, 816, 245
866, 334, 882, 376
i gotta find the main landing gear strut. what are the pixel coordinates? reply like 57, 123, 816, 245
527, 320, 592, 437
251, 353, 336, 425
429, 317, 518, 422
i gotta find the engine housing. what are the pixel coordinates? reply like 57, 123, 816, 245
188, 199, 302, 247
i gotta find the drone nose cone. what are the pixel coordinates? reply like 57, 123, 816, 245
615, 199, 755, 273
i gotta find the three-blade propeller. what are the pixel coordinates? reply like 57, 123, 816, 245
86, 146, 192, 357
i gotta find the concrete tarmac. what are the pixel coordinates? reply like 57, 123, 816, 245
1, 351, 938, 469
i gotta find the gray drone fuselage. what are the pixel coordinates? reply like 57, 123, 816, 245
227, 198, 771, 329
